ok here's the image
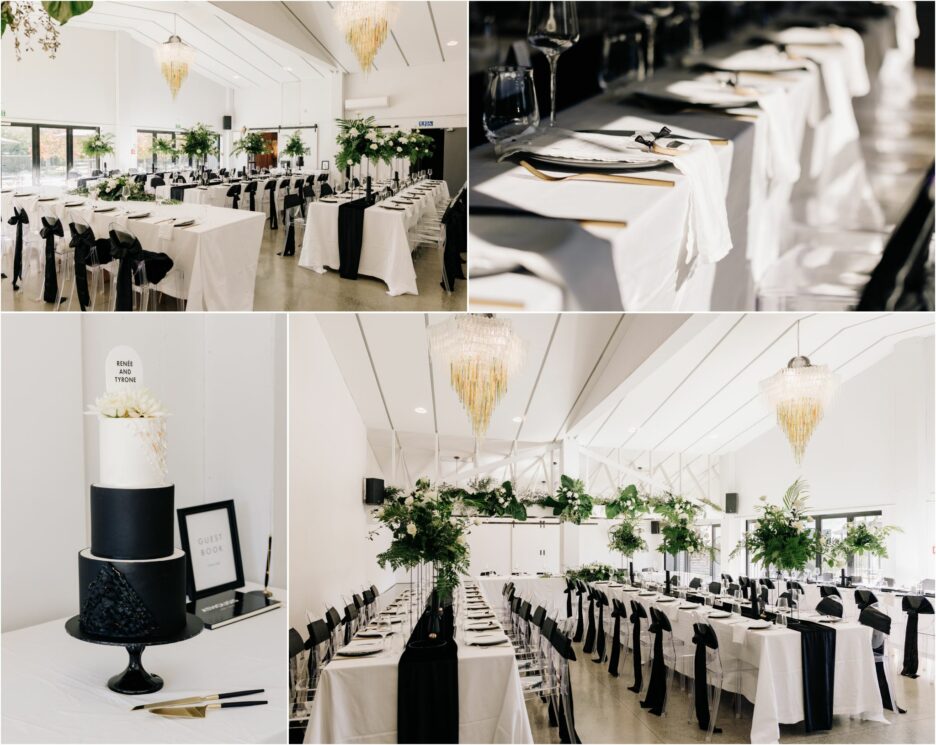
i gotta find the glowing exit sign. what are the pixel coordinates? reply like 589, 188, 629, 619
418, 120, 433, 127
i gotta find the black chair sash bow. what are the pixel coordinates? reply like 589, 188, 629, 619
582, 588, 597, 654
40, 216, 64, 303
108, 230, 173, 311
627, 601, 647, 693
68, 223, 110, 310
264, 180, 279, 229
854, 589, 878, 610
564, 579, 574, 618
226, 184, 241, 210
594, 591, 608, 663
281, 193, 303, 257
900, 595, 934, 678
7, 207, 28, 289
858, 606, 905, 713
816, 596, 843, 618
820, 585, 841, 599
640, 607, 669, 715
608, 599, 626, 676
692, 622, 722, 733
573, 582, 585, 642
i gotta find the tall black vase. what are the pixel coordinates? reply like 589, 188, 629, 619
629, 561, 635, 585
665, 569, 671, 596
840, 568, 847, 588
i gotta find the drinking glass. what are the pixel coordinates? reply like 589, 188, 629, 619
483, 66, 540, 144
427, 168, 433, 178
776, 597, 790, 626
527, 1, 580, 126
121, 185, 130, 202
599, 30, 645, 91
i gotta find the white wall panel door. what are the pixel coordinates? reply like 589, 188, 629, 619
512, 522, 561, 574
467, 522, 512, 576
578, 522, 615, 567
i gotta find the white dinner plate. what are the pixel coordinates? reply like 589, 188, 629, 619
93, 206, 116, 213
37, 196, 57, 202
657, 598, 676, 603
468, 633, 509, 647
173, 218, 196, 227
127, 211, 151, 220
466, 623, 499, 631
336, 644, 383, 657
64, 201, 85, 207
708, 611, 731, 618
748, 622, 771, 630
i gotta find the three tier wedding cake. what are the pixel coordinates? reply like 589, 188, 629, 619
78, 388, 188, 640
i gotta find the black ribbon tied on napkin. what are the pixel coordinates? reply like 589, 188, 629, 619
68, 223, 111, 311
901, 595, 934, 678
788, 618, 836, 732
337, 198, 368, 279
640, 608, 668, 716
692, 623, 722, 733
397, 603, 458, 744
40, 216, 64, 303
7, 207, 28, 289
108, 230, 174, 311
608, 599, 626, 676
627, 601, 646, 693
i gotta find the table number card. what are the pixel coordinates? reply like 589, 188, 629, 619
104, 346, 143, 392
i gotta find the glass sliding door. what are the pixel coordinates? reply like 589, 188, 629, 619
1, 125, 34, 188
38, 127, 68, 186
137, 131, 153, 173
71, 129, 98, 178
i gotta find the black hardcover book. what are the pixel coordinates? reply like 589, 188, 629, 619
187, 589, 281, 629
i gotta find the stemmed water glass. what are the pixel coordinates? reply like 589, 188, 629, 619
527, 1, 580, 127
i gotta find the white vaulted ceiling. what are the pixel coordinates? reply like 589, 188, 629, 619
318, 313, 934, 473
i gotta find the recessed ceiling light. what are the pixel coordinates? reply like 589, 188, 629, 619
627, 426, 638, 434
414, 407, 427, 414
512, 416, 523, 423
446, 40, 458, 47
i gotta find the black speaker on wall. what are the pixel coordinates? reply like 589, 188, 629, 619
222, 115, 232, 130
725, 493, 738, 514
650, 520, 660, 535
364, 478, 385, 505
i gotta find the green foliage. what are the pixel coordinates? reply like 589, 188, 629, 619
92, 175, 152, 202
231, 131, 270, 158
834, 521, 900, 561
152, 136, 177, 157
566, 562, 615, 583
651, 492, 712, 559
282, 131, 309, 159
608, 519, 647, 557
41, 1, 92, 25
371, 480, 470, 598
446, 478, 528, 521
180, 123, 219, 161
335, 116, 380, 170
604, 484, 648, 520
81, 132, 114, 158
729, 479, 821, 572
541, 474, 594, 524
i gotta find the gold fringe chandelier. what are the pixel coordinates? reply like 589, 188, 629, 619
333, 1, 399, 73
429, 315, 526, 438
760, 320, 838, 465
155, 15, 194, 100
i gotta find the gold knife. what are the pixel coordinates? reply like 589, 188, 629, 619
132, 688, 264, 711
148, 700, 267, 718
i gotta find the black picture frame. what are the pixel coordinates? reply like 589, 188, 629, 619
177, 500, 245, 600
320, 160, 329, 170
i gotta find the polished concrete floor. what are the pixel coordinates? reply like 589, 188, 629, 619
2, 216, 467, 312
525, 638, 935, 744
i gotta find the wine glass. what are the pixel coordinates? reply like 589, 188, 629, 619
527, 1, 580, 127
483, 66, 540, 144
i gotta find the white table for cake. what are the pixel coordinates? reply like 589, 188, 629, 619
1, 583, 286, 743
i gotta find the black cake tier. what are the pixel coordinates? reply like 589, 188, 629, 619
90, 484, 174, 560
78, 549, 187, 640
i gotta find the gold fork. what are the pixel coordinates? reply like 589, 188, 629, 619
515, 159, 675, 188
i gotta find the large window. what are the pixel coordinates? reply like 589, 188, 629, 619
1, 123, 101, 186
815, 510, 883, 580
137, 130, 177, 173
667, 523, 721, 580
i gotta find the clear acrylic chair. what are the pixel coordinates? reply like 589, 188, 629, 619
107, 223, 184, 312
65, 214, 109, 311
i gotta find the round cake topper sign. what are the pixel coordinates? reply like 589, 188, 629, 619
105, 346, 144, 392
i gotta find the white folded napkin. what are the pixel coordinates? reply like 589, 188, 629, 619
501, 128, 733, 265
750, 88, 802, 185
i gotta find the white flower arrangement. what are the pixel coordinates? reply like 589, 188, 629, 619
89, 388, 167, 418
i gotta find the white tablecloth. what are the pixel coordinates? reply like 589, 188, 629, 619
154, 184, 233, 208
298, 180, 450, 296
1, 584, 286, 744
10, 194, 264, 311
305, 582, 532, 744
470, 19, 892, 311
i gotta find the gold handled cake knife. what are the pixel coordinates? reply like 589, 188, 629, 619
148, 700, 268, 718
132, 688, 264, 711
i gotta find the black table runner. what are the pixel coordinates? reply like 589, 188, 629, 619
788, 618, 836, 732
337, 198, 368, 279
170, 183, 200, 201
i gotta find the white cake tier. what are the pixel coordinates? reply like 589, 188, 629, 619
98, 416, 168, 488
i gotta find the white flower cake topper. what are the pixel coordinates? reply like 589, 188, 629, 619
89, 388, 167, 418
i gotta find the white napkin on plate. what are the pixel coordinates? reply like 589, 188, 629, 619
501, 129, 732, 265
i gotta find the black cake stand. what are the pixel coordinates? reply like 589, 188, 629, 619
65, 614, 203, 694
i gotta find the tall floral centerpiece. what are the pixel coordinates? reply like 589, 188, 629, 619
730, 479, 823, 579
541, 475, 593, 524
81, 132, 115, 173
232, 131, 271, 172
335, 116, 383, 184
403, 129, 434, 173
180, 123, 218, 173
605, 484, 649, 582
651, 492, 711, 594
152, 136, 178, 171
282, 131, 309, 168
372, 479, 470, 604
566, 562, 615, 583
830, 520, 900, 586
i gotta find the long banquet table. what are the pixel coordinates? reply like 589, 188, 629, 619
469, 13, 902, 311
499, 576, 888, 744
1, 584, 286, 743
305, 582, 532, 744
298, 180, 450, 296
4, 192, 264, 311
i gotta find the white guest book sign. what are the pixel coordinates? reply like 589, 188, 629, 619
104, 346, 143, 392
186, 509, 238, 593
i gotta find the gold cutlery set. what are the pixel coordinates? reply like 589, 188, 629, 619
132, 688, 267, 718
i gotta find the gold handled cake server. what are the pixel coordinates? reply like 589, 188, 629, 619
147, 700, 268, 718
132, 688, 264, 711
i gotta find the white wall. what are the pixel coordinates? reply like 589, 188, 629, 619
1, 314, 286, 632
289, 315, 394, 634
721, 335, 936, 584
